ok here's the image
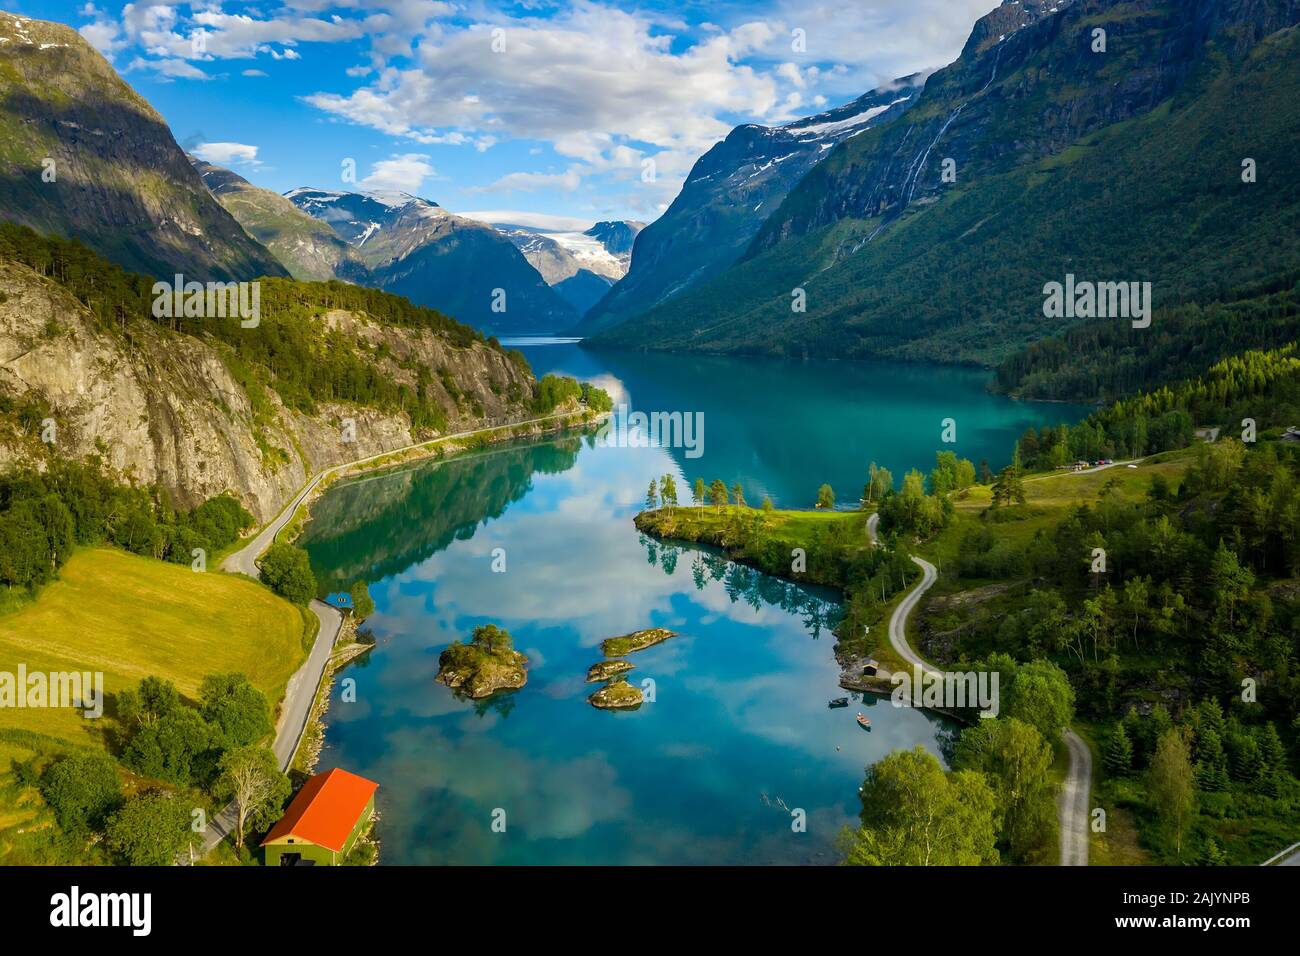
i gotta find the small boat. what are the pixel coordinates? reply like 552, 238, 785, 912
856, 713, 871, 729
828, 697, 849, 709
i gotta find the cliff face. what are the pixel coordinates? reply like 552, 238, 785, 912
0, 14, 287, 281
0, 259, 537, 522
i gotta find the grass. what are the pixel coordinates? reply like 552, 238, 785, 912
0, 546, 309, 862
0, 547, 308, 750
599, 628, 677, 657
921, 451, 1196, 577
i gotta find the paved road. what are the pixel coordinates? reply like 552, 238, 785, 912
1059, 729, 1093, 866
1025, 458, 1144, 483
887, 555, 938, 675
885, 551, 1091, 865
1261, 841, 1300, 866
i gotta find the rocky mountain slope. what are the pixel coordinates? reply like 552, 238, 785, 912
190, 158, 371, 284
287, 188, 579, 334
0, 13, 286, 282
590, 0, 1300, 363
0, 231, 545, 523
576, 76, 923, 334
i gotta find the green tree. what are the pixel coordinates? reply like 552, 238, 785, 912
470, 623, 513, 655
991, 464, 1026, 507
1003, 659, 1075, 741
709, 479, 729, 510
952, 718, 1055, 862
1103, 722, 1134, 777
1207, 541, 1253, 626
844, 746, 999, 866
216, 746, 290, 852
660, 474, 678, 508
259, 542, 317, 605
731, 482, 746, 509
693, 477, 706, 510
122, 706, 219, 786
645, 478, 658, 511
105, 791, 196, 865
1194, 726, 1230, 792
1148, 729, 1197, 858
115, 676, 181, 731
200, 673, 272, 750
39, 753, 123, 836
817, 484, 835, 509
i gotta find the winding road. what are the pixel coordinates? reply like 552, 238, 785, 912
875, 518, 1091, 866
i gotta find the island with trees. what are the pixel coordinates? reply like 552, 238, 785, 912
436, 624, 528, 699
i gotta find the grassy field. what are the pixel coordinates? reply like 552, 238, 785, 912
921, 450, 1196, 575
0, 547, 308, 859
0, 547, 307, 749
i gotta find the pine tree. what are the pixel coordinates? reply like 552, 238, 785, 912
1200, 837, 1228, 866
645, 479, 658, 511
731, 482, 746, 508
1103, 722, 1133, 777
709, 479, 728, 510
1194, 727, 1230, 792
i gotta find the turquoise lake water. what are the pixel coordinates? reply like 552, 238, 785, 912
297, 343, 1086, 865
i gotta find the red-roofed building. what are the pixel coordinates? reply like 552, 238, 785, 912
262, 768, 378, 866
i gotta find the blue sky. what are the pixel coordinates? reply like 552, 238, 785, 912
17, 1, 999, 227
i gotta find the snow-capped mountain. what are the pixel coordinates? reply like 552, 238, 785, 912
577, 75, 924, 334
286, 188, 579, 333
491, 220, 644, 317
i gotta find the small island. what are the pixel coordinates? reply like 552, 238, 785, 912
436, 624, 528, 699
599, 627, 677, 657
586, 659, 634, 683
588, 677, 643, 710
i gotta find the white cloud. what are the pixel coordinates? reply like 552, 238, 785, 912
192, 141, 260, 166
358, 153, 437, 193
129, 56, 212, 80
303, 5, 787, 198
241, 68, 268, 77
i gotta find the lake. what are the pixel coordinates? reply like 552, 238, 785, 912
297, 342, 1086, 865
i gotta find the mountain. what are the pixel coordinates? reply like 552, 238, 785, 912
0, 223, 556, 523
590, 0, 1300, 364
0, 13, 286, 281
498, 220, 644, 316
288, 188, 579, 334
576, 76, 923, 334
190, 158, 371, 284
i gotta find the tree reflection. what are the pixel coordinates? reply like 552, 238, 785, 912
645, 539, 841, 639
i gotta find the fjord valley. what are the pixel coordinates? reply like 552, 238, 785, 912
0, 0, 1296, 881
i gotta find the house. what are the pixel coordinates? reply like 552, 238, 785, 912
862, 660, 880, 677
261, 767, 378, 866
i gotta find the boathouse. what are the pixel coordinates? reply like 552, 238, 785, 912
261, 767, 378, 866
